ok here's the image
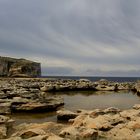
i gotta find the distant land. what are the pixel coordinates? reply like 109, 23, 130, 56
0, 56, 41, 77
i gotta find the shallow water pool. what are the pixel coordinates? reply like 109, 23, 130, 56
11, 90, 140, 124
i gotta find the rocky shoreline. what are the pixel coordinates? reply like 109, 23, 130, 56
0, 78, 140, 139
1, 105, 140, 140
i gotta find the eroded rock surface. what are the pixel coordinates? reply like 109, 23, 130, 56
0, 56, 41, 77
3, 105, 140, 140
0, 78, 65, 114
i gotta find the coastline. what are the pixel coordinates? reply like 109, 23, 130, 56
0, 77, 140, 139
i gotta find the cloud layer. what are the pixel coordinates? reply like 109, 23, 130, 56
0, 0, 140, 76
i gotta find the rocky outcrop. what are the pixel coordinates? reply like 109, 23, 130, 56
0, 96, 64, 114
4, 105, 140, 140
0, 56, 41, 77
0, 78, 64, 114
56, 105, 140, 140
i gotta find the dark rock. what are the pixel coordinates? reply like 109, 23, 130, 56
57, 110, 78, 121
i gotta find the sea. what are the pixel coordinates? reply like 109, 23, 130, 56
42, 76, 140, 82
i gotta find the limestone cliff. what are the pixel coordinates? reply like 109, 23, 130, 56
0, 56, 41, 77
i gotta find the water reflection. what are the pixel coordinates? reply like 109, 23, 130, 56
11, 90, 140, 124
54, 90, 130, 96
10, 111, 57, 125
60, 90, 140, 111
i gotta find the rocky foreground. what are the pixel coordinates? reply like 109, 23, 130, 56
1, 105, 140, 140
0, 78, 140, 139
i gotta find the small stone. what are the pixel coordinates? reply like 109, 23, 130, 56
57, 110, 78, 121
133, 104, 140, 110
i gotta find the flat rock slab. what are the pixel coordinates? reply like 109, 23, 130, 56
0, 96, 64, 114
57, 110, 78, 120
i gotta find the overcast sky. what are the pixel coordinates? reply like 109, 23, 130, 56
0, 0, 140, 76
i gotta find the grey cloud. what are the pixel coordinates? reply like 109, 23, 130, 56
0, 0, 140, 76
42, 66, 74, 76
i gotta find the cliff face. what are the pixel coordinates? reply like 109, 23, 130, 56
0, 56, 41, 77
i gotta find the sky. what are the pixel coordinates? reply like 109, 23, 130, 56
0, 0, 140, 76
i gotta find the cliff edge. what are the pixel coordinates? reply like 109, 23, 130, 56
0, 56, 41, 77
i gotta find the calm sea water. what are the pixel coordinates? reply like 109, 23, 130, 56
11, 90, 140, 125
43, 76, 140, 82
